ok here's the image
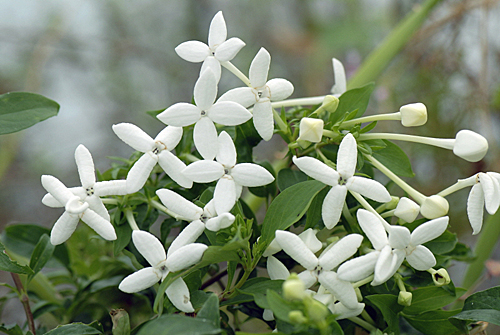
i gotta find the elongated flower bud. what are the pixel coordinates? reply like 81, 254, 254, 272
394, 197, 420, 223
453, 130, 488, 162
420, 195, 449, 219
283, 273, 306, 301
400, 103, 427, 127
298, 118, 324, 143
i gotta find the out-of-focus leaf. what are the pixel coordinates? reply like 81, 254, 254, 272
0, 241, 33, 275
44, 322, 103, 335
365, 294, 404, 334
136, 314, 220, 335
329, 83, 375, 124
403, 310, 461, 335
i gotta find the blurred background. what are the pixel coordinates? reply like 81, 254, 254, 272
1, 0, 500, 329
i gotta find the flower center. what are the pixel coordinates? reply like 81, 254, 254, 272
85, 187, 94, 197
313, 265, 323, 277
201, 110, 207, 116
339, 175, 347, 186
153, 141, 167, 155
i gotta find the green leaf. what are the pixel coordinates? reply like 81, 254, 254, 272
236, 278, 284, 309
114, 223, 132, 256
403, 286, 466, 315
44, 322, 103, 335
365, 294, 404, 334
28, 234, 55, 282
260, 180, 326, 246
0, 92, 59, 134
276, 168, 308, 192
110, 309, 130, 335
305, 187, 328, 229
248, 161, 277, 198
0, 323, 24, 335
136, 314, 221, 335
372, 140, 414, 177
329, 83, 375, 124
197, 293, 220, 328
403, 310, 461, 335
0, 241, 33, 275
449, 286, 500, 329
266, 289, 295, 323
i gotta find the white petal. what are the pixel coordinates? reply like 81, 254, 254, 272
297, 270, 318, 288
467, 183, 485, 235
126, 153, 158, 193
194, 69, 217, 111
263, 309, 275, 321
219, 87, 257, 108
168, 220, 206, 258
94, 180, 128, 196
86, 195, 110, 221
337, 133, 357, 179
194, 117, 218, 161
372, 246, 404, 285
337, 252, 379, 282
332, 302, 365, 320
156, 189, 203, 221
183, 160, 224, 183
209, 101, 252, 126
215, 37, 245, 62
81, 209, 116, 241
322, 185, 347, 229
50, 212, 79, 245
157, 151, 193, 188
346, 176, 392, 203
331, 58, 347, 95
75, 145, 95, 188
208, 11, 227, 47
132, 230, 166, 267
249, 48, 270, 88
41, 175, 74, 205
319, 234, 363, 271
275, 230, 318, 270
154, 126, 183, 150
217, 131, 237, 167
318, 271, 358, 310
231, 163, 274, 187
298, 229, 323, 253
112, 123, 154, 152
157, 103, 201, 127
410, 216, 449, 246
214, 177, 237, 214
357, 209, 388, 250
406, 245, 436, 271
388, 225, 411, 249
166, 243, 208, 272
65, 196, 88, 214
267, 256, 290, 280
119, 267, 161, 293
200, 57, 221, 82
487, 172, 500, 214
42, 193, 63, 208
263, 238, 282, 257
292, 156, 338, 186
175, 40, 210, 62
205, 213, 235, 231
166, 277, 194, 313
267, 78, 294, 101
253, 100, 274, 141
479, 173, 500, 214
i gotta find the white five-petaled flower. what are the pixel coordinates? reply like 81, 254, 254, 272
274, 230, 363, 310
467, 172, 500, 234
219, 48, 294, 141
41, 174, 117, 245
293, 133, 392, 229
182, 131, 274, 214
118, 230, 207, 313
157, 69, 251, 160
175, 11, 245, 81
313, 285, 365, 320
331, 58, 347, 97
42, 144, 127, 221
337, 209, 449, 286
112, 123, 192, 193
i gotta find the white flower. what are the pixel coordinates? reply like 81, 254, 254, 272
467, 172, 500, 234
41, 175, 117, 245
313, 286, 365, 320
394, 197, 420, 223
399, 103, 427, 127
331, 58, 346, 97
182, 131, 274, 214
219, 48, 294, 141
298, 118, 324, 143
452, 130, 488, 162
293, 133, 392, 229
112, 123, 192, 193
42, 145, 127, 221
274, 230, 363, 309
175, 11, 245, 81
118, 230, 207, 313
157, 69, 251, 160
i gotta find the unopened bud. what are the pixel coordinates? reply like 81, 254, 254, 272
298, 118, 324, 143
288, 310, 307, 324
394, 197, 420, 223
399, 103, 427, 127
304, 296, 329, 322
430, 268, 451, 287
398, 291, 412, 306
321, 95, 339, 114
453, 130, 488, 162
420, 195, 449, 219
283, 274, 306, 301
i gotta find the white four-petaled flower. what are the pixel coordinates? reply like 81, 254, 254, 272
467, 172, 500, 234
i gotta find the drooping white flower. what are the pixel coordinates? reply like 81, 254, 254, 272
41, 175, 117, 245
118, 230, 207, 313
183, 131, 274, 214
394, 197, 420, 223
157, 69, 251, 160
42, 144, 127, 221
274, 230, 363, 309
112, 123, 192, 193
399, 103, 427, 127
313, 285, 365, 320
293, 133, 392, 229
452, 130, 488, 162
467, 172, 500, 234
219, 48, 294, 140
175, 11, 245, 81
331, 58, 346, 97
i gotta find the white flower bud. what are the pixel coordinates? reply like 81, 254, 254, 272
399, 103, 427, 127
420, 195, 449, 219
321, 95, 340, 113
288, 310, 307, 324
283, 274, 306, 301
453, 130, 488, 162
394, 197, 420, 223
304, 296, 329, 322
298, 118, 324, 143
398, 291, 412, 306
430, 268, 451, 287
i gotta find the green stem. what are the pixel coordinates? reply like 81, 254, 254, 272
124, 208, 139, 231
352, 275, 374, 289
11, 273, 36, 335
221, 61, 251, 87
341, 112, 401, 127
271, 96, 325, 109
350, 191, 391, 231
149, 199, 184, 221
437, 175, 476, 197
101, 198, 119, 205
359, 132, 455, 150
347, 316, 378, 333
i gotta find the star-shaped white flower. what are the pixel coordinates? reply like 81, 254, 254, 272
112, 123, 192, 193
293, 133, 392, 229
157, 69, 251, 160
313, 285, 365, 320
467, 172, 500, 234
274, 230, 363, 310
219, 48, 294, 141
175, 11, 245, 81
42, 144, 127, 222
118, 230, 207, 313
182, 131, 274, 214
337, 209, 448, 285
41, 174, 117, 245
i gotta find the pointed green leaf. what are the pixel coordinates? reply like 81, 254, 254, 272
44, 322, 103, 335
449, 286, 500, 329
0, 323, 24, 335
403, 287, 466, 315
28, 234, 54, 282
0, 241, 33, 275
365, 294, 404, 334
277, 168, 308, 192
372, 140, 414, 177
329, 83, 375, 124
197, 293, 220, 328
403, 310, 461, 335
